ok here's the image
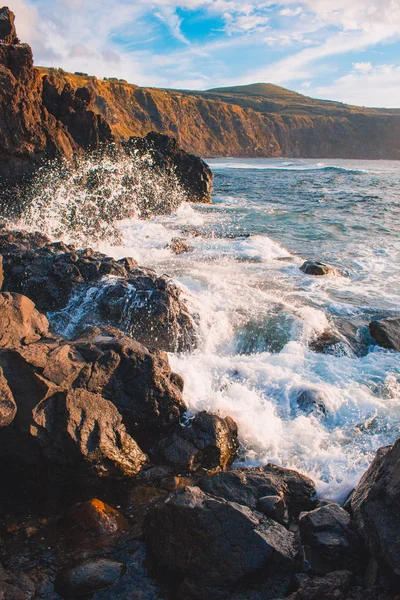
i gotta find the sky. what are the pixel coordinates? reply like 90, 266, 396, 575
7, 0, 400, 107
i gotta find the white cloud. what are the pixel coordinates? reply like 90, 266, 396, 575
353, 61, 373, 73
312, 62, 400, 107
280, 7, 302, 17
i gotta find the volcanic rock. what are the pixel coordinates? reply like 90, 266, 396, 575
0, 292, 48, 348
54, 558, 126, 598
298, 503, 362, 575
155, 411, 239, 473
67, 498, 129, 538
145, 485, 297, 599
0, 365, 16, 426
351, 439, 400, 586
31, 388, 148, 477
369, 317, 400, 351
199, 463, 316, 519
125, 132, 213, 203
0, 562, 35, 600
300, 261, 339, 276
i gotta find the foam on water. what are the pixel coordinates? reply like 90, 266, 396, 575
15, 155, 400, 501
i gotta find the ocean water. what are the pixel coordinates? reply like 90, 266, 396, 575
22, 157, 400, 501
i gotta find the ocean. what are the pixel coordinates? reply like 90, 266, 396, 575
25, 157, 400, 501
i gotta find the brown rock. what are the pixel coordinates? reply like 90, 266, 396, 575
0, 7, 18, 44
167, 237, 194, 255
0, 293, 48, 349
0, 365, 16, 426
68, 498, 129, 537
0, 254, 3, 289
31, 388, 148, 477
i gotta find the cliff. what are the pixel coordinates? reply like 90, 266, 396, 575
38, 71, 400, 159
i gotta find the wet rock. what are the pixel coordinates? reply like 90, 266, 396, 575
0, 366, 17, 427
125, 132, 213, 203
199, 463, 316, 519
300, 261, 339, 276
296, 389, 327, 416
167, 237, 194, 255
257, 495, 288, 525
298, 503, 362, 575
0, 293, 48, 349
369, 317, 400, 351
351, 438, 400, 586
54, 558, 125, 598
67, 498, 129, 538
309, 329, 354, 356
145, 486, 297, 599
31, 388, 148, 477
0, 563, 35, 600
155, 412, 239, 473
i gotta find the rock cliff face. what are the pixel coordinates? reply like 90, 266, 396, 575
39, 71, 400, 159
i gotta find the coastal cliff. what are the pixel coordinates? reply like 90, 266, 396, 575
39, 70, 400, 159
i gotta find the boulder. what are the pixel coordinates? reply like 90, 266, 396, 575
0, 292, 48, 348
351, 439, 400, 586
145, 486, 297, 599
298, 503, 362, 575
54, 559, 126, 598
199, 464, 316, 519
0, 365, 16, 427
67, 498, 129, 538
155, 412, 239, 473
31, 388, 148, 477
0, 562, 35, 600
167, 238, 194, 255
300, 261, 339, 276
296, 389, 327, 416
369, 317, 400, 351
257, 495, 288, 525
125, 132, 213, 203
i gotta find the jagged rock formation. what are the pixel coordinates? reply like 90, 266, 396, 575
39, 70, 400, 159
0, 7, 212, 205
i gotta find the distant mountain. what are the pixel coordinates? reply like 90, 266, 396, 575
38, 69, 400, 159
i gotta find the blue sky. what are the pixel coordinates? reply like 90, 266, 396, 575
8, 0, 400, 107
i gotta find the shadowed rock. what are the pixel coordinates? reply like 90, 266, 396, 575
0, 365, 16, 426
55, 558, 126, 598
145, 485, 297, 599
300, 261, 340, 276
155, 411, 239, 473
351, 439, 400, 586
369, 317, 400, 351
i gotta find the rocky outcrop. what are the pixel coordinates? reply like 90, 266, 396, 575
0, 292, 49, 347
0, 231, 197, 352
125, 132, 213, 203
145, 485, 297, 599
369, 317, 400, 351
351, 439, 400, 586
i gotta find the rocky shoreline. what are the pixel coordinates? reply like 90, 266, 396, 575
0, 229, 399, 600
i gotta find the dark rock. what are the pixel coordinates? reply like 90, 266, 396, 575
369, 318, 400, 351
0, 563, 35, 599
286, 570, 353, 600
257, 495, 288, 525
199, 463, 316, 519
54, 558, 125, 598
67, 498, 129, 538
145, 486, 297, 599
155, 411, 239, 473
351, 439, 400, 586
0, 7, 18, 44
125, 132, 213, 203
296, 389, 327, 416
167, 237, 194, 255
31, 388, 148, 477
0, 292, 48, 348
309, 329, 354, 356
0, 231, 197, 352
300, 261, 339, 276
0, 365, 16, 426
0, 254, 3, 289
298, 503, 362, 575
